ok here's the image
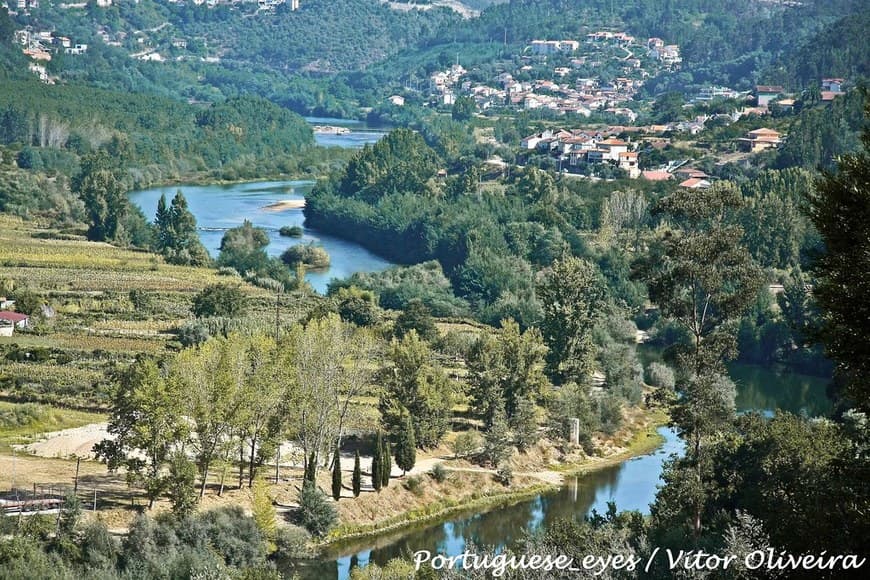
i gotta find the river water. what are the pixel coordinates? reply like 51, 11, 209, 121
129, 119, 390, 294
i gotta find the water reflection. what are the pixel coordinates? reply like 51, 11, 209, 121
311, 428, 684, 580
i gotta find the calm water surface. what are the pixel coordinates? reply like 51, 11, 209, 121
304, 116, 389, 149
128, 180, 393, 293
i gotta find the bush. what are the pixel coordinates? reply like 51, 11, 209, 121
596, 394, 624, 436
176, 321, 210, 347
295, 482, 337, 538
191, 284, 247, 318
281, 243, 330, 270
646, 362, 676, 390
128, 289, 153, 312
451, 430, 482, 459
274, 525, 312, 559
429, 462, 448, 483
279, 225, 304, 237
403, 475, 424, 496
495, 464, 513, 487
393, 299, 437, 342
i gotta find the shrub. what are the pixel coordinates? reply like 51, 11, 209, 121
295, 482, 337, 537
429, 462, 448, 483
393, 299, 437, 342
176, 321, 210, 347
191, 284, 247, 318
451, 430, 482, 459
274, 525, 312, 559
281, 243, 330, 270
596, 394, 624, 436
128, 289, 153, 312
495, 464, 513, 487
403, 475, 424, 496
646, 362, 676, 390
279, 225, 304, 238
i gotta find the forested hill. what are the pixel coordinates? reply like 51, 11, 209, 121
0, 80, 314, 187
4, 0, 865, 117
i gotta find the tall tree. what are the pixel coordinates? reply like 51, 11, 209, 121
74, 151, 129, 243
394, 413, 417, 476
371, 432, 383, 492
382, 440, 392, 488
380, 331, 453, 448
331, 447, 342, 501
639, 182, 763, 539
158, 191, 209, 266
536, 256, 608, 385
806, 114, 870, 410
95, 358, 188, 509
352, 450, 362, 497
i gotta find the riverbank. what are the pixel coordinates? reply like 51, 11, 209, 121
319, 402, 670, 550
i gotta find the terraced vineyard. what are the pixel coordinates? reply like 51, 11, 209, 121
0, 216, 317, 408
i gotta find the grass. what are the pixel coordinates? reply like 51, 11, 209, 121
0, 401, 105, 450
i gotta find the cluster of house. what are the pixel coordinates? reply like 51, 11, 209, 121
411, 31, 680, 118
166, 0, 298, 9
0, 298, 28, 338
520, 128, 641, 178
757, 78, 847, 110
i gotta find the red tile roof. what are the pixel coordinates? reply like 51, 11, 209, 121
0, 312, 29, 322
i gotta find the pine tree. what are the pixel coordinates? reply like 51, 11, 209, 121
511, 396, 539, 452
352, 450, 362, 497
394, 412, 417, 476
371, 432, 383, 492
382, 440, 392, 488
331, 447, 342, 501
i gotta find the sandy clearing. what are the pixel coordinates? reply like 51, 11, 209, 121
16, 423, 111, 459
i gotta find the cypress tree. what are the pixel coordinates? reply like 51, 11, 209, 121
371, 432, 383, 492
382, 440, 392, 488
154, 193, 170, 251
331, 447, 342, 501
352, 450, 362, 497
394, 413, 417, 476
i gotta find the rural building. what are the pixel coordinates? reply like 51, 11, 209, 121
739, 127, 782, 152
0, 311, 30, 329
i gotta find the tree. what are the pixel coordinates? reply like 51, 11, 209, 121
393, 299, 437, 342
638, 182, 763, 539
74, 151, 130, 243
483, 398, 511, 467
296, 481, 337, 538
192, 284, 247, 318
155, 192, 209, 266
511, 396, 539, 452
382, 440, 392, 488
451, 95, 476, 121
380, 331, 453, 448
352, 450, 362, 497
95, 358, 188, 509
175, 336, 249, 497
371, 431, 383, 492
218, 219, 270, 274
536, 256, 608, 385
282, 315, 374, 474
466, 318, 548, 426
806, 115, 870, 410
394, 412, 417, 476
331, 447, 342, 501
252, 476, 277, 551
167, 451, 198, 518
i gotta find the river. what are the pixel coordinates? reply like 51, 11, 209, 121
129, 120, 831, 577
296, 361, 830, 580
129, 118, 391, 294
